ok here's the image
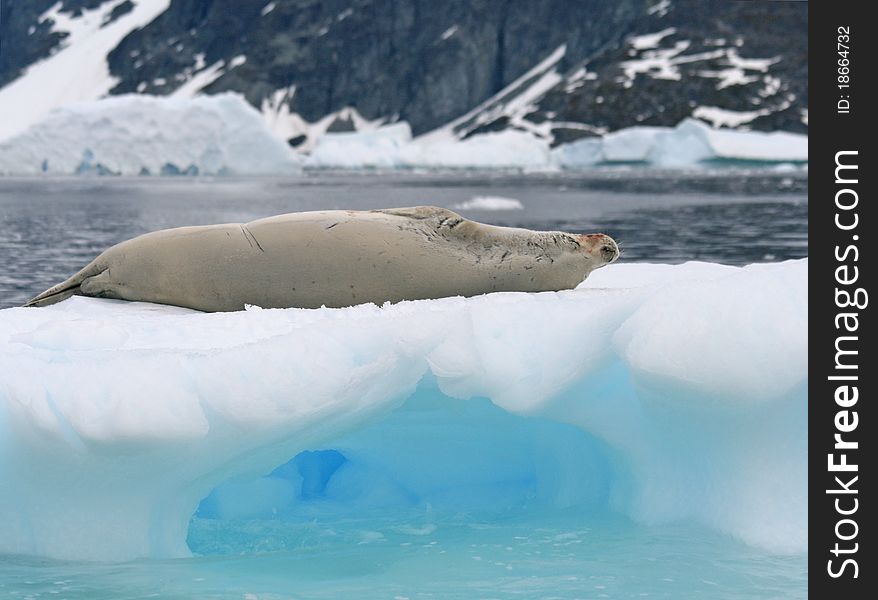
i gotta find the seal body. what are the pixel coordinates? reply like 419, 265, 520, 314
25, 206, 619, 312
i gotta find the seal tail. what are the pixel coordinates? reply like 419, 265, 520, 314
23, 262, 105, 307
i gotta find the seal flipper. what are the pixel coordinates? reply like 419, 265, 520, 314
23, 262, 108, 307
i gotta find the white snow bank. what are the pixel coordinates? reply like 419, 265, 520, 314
450, 196, 524, 211
0, 93, 301, 175
0, 260, 807, 560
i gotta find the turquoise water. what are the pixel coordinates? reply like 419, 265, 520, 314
1, 512, 805, 599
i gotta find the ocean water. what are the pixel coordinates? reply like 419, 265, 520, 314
0, 172, 807, 599
0, 514, 806, 599
0, 171, 806, 308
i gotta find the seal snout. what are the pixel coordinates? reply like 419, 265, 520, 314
578, 233, 620, 264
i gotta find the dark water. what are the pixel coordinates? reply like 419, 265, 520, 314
0, 173, 807, 309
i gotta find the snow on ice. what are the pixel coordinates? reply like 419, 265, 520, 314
0, 260, 807, 560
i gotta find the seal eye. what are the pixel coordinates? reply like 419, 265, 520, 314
600, 244, 618, 261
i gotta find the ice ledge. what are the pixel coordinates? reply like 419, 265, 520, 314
0, 260, 807, 559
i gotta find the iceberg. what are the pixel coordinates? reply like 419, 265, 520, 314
0, 260, 806, 561
402, 130, 552, 169
0, 91, 807, 174
306, 128, 551, 170
307, 122, 413, 169
450, 196, 525, 211
0, 93, 302, 176
306, 118, 806, 170
551, 118, 808, 168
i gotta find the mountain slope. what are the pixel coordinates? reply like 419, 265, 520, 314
0, 0, 807, 148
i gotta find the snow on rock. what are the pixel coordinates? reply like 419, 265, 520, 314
629, 28, 677, 51
0, 260, 807, 560
260, 99, 384, 154
693, 105, 771, 128
0, 93, 301, 175
0, 0, 172, 143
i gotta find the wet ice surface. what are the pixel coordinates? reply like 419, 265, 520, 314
0, 171, 806, 308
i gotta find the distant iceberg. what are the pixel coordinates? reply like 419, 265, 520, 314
308, 118, 806, 170
450, 196, 525, 210
307, 127, 551, 170
0, 93, 301, 176
552, 118, 808, 168
307, 122, 414, 169
0, 260, 806, 561
0, 91, 807, 174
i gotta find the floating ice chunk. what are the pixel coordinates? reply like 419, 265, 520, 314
307, 123, 413, 169
307, 127, 551, 170
683, 118, 808, 161
601, 127, 668, 162
647, 120, 715, 166
550, 137, 603, 168
613, 260, 807, 404
0, 260, 806, 560
403, 130, 551, 169
0, 93, 302, 175
450, 196, 524, 211
551, 119, 807, 168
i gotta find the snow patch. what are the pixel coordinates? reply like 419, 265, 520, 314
621, 41, 726, 82
629, 28, 676, 50
648, 0, 672, 17
693, 106, 771, 128
0, 0, 172, 143
171, 59, 226, 97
